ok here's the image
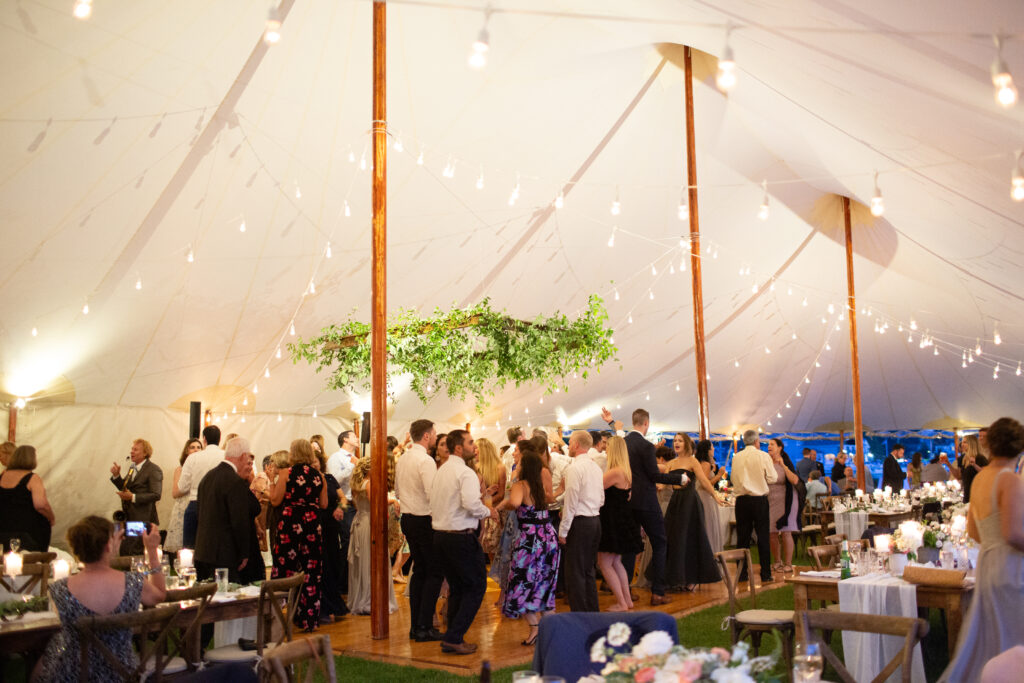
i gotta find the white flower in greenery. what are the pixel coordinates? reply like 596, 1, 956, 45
590, 636, 608, 663
710, 667, 756, 683
936, 540, 943, 548
635, 630, 674, 657
607, 622, 631, 647
730, 640, 750, 663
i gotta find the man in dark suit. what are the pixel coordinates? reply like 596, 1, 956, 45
883, 444, 906, 493
109, 438, 163, 556
604, 407, 688, 605
194, 436, 262, 584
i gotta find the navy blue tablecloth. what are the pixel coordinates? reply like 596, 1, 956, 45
532, 610, 679, 682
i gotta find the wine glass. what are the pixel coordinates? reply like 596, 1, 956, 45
793, 640, 824, 682
9, 538, 21, 553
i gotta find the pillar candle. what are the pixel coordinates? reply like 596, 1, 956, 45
873, 534, 892, 552
52, 559, 70, 580
4, 552, 23, 577
178, 548, 193, 568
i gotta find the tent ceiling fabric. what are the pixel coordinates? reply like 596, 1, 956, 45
2, 0, 1024, 435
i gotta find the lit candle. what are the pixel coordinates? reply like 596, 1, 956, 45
884, 485, 892, 497
900, 489, 908, 497
855, 489, 864, 499
52, 559, 70, 581
874, 534, 892, 552
178, 548, 193, 568
951, 515, 967, 535
4, 552, 23, 577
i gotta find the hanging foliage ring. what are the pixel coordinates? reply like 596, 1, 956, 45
289, 295, 617, 412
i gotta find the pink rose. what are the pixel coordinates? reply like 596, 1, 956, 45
680, 659, 702, 679
634, 667, 657, 683
711, 647, 731, 663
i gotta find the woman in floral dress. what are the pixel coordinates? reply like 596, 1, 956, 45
498, 442, 560, 646
270, 438, 326, 631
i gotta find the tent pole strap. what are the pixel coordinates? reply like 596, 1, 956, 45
370, 0, 389, 641
684, 46, 710, 440
843, 197, 866, 490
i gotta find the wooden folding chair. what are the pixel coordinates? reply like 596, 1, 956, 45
110, 556, 143, 571
258, 634, 336, 683
807, 544, 839, 571
205, 572, 305, 664
714, 549, 794, 667
796, 610, 929, 683
0, 553, 55, 597
153, 581, 217, 675
76, 603, 181, 682
824, 533, 847, 546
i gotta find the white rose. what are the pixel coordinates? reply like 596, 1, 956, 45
607, 622, 631, 647
936, 540, 943, 548
731, 641, 750, 663
590, 636, 607, 663
635, 630, 673, 657
710, 667, 755, 683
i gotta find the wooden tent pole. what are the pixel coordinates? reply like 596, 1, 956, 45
7, 407, 15, 442
369, 0, 388, 640
684, 46, 710, 440
842, 197, 866, 490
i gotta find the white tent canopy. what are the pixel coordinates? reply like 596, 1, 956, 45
4, 0, 1024, 455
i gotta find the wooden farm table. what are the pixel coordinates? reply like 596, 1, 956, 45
0, 593, 260, 655
819, 508, 917, 530
786, 572, 971, 653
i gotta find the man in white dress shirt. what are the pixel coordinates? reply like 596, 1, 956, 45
559, 430, 604, 612
430, 430, 497, 654
175, 425, 225, 549
327, 429, 360, 591
395, 419, 444, 642
731, 429, 777, 583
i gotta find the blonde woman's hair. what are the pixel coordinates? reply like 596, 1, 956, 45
351, 456, 371, 493
270, 450, 290, 468
605, 436, 632, 485
476, 438, 502, 488
289, 438, 315, 467
961, 434, 980, 466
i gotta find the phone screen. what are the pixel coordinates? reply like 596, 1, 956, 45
125, 521, 146, 537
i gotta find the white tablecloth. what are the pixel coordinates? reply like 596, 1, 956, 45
834, 511, 869, 542
837, 573, 925, 683
717, 505, 735, 547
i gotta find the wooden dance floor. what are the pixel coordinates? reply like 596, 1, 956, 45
316, 573, 771, 676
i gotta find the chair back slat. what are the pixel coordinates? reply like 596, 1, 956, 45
807, 544, 839, 571
0, 561, 50, 597
257, 573, 305, 654
162, 581, 217, 669
714, 549, 757, 616
259, 634, 335, 683
824, 533, 847, 545
797, 610, 929, 683
76, 602, 181, 683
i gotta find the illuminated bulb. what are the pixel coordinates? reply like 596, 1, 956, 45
232, 405, 237, 414
239, 219, 246, 233
187, 247, 194, 263
242, 396, 248, 406
344, 200, 351, 217
770, 280, 775, 291
264, 6, 282, 44
969, 352, 975, 363
802, 297, 808, 307
628, 314, 633, 324
713, 249, 718, 259
475, 171, 484, 190
14, 397, 26, 409
614, 289, 620, 301
792, 332, 797, 339
675, 383, 681, 391
294, 182, 302, 199
777, 412, 782, 418
277, 413, 282, 422
135, 275, 142, 290
610, 186, 621, 216
804, 376, 810, 384
290, 323, 296, 336
975, 339, 983, 356
1017, 362, 1022, 376
678, 193, 689, 220
82, 302, 90, 315
307, 281, 315, 295
264, 368, 270, 378
508, 180, 520, 206
963, 357, 968, 368
525, 407, 529, 414
751, 283, 758, 294
359, 153, 367, 170
73, 0, 92, 20
1012, 152, 1024, 200
826, 342, 832, 351
648, 289, 654, 300
651, 264, 657, 276
738, 267, 745, 276
827, 303, 835, 315
767, 420, 772, 427
416, 151, 424, 165
716, 41, 736, 92
992, 37, 1018, 108
394, 137, 404, 152
607, 227, 616, 248
785, 401, 791, 408
734, 359, 740, 367
934, 347, 940, 356
539, 397, 544, 404
527, 421, 531, 428
555, 191, 564, 209
670, 263, 675, 275
31, 326, 37, 337
994, 323, 1002, 345
312, 407, 318, 418
764, 346, 771, 354
326, 242, 332, 259
679, 259, 686, 272
468, 27, 489, 69
757, 180, 769, 220
276, 347, 282, 359
994, 364, 1000, 379
348, 150, 356, 163
870, 172, 884, 217
815, 361, 821, 367
645, 392, 650, 401
796, 389, 801, 397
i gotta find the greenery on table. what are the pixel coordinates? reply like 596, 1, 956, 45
0, 595, 48, 621
290, 295, 617, 411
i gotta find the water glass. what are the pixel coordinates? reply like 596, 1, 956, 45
793, 640, 824, 682
132, 557, 147, 574
940, 549, 954, 569
179, 566, 196, 588
215, 567, 230, 593
512, 672, 540, 683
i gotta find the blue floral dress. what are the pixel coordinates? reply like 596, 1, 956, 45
38, 572, 144, 682
501, 505, 560, 618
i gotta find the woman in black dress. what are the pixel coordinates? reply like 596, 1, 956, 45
313, 450, 349, 623
597, 436, 643, 611
0, 445, 55, 551
663, 433, 720, 590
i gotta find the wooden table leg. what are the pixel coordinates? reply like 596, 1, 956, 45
945, 593, 964, 654
792, 584, 809, 613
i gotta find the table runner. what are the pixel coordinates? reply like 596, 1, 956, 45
834, 511, 869, 542
837, 573, 925, 683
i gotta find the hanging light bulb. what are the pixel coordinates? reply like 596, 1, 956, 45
239, 218, 246, 233
1017, 361, 1022, 376
232, 405, 237, 414
325, 242, 332, 259
73, 0, 92, 20
135, 274, 142, 290
312, 406, 318, 418
675, 383, 681, 391
751, 283, 758, 294
870, 172, 885, 217
508, 177, 520, 206
614, 288, 620, 301
678, 189, 689, 220
969, 351, 975, 363
679, 258, 686, 272
757, 180, 769, 221
651, 264, 657, 276
344, 200, 351, 217
792, 332, 797, 340
475, 169, 484, 190
294, 181, 302, 199
766, 419, 772, 427
610, 186, 621, 216
554, 190, 565, 209
416, 151, 424, 166
796, 389, 802, 396
802, 297, 808, 307
785, 401, 791, 409
468, 25, 489, 69
308, 280, 316, 295
539, 397, 544, 404
645, 392, 650, 401
764, 346, 771, 354
994, 322, 1003, 345
716, 28, 737, 92
264, 5, 282, 44
933, 346, 940, 356
393, 136, 404, 153
348, 150, 356, 163
276, 347, 282, 359
628, 313, 633, 324
994, 363, 1000, 379
242, 396, 249, 406
1012, 151, 1024, 201
607, 226, 616, 248
82, 300, 90, 315
264, 367, 270, 378
648, 289, 654, 300
290, 323, 296, 336
187, 246, 194, 263
359, 153, 367, 171
734, 359, 740, 368
992, 36, 1018, 108
277, 413, 282, 422
976, 338, 983, 356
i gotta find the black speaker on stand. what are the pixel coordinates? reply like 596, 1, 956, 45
188, 401, 201, 439
360, 411, 371, 457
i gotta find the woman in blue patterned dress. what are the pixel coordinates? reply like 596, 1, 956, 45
38, 515, 166, 682
498, 442, 560, 647
270, 438, 326, 632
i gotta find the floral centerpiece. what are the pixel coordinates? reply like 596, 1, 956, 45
580, 623, 780, 682
922, 521, 950, 549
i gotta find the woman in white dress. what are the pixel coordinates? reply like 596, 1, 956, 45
347, 457, 397, 615
165, 438, 202, 554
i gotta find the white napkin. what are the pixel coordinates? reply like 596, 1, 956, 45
238, 585, 261, 597
801, 570, 841, 578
